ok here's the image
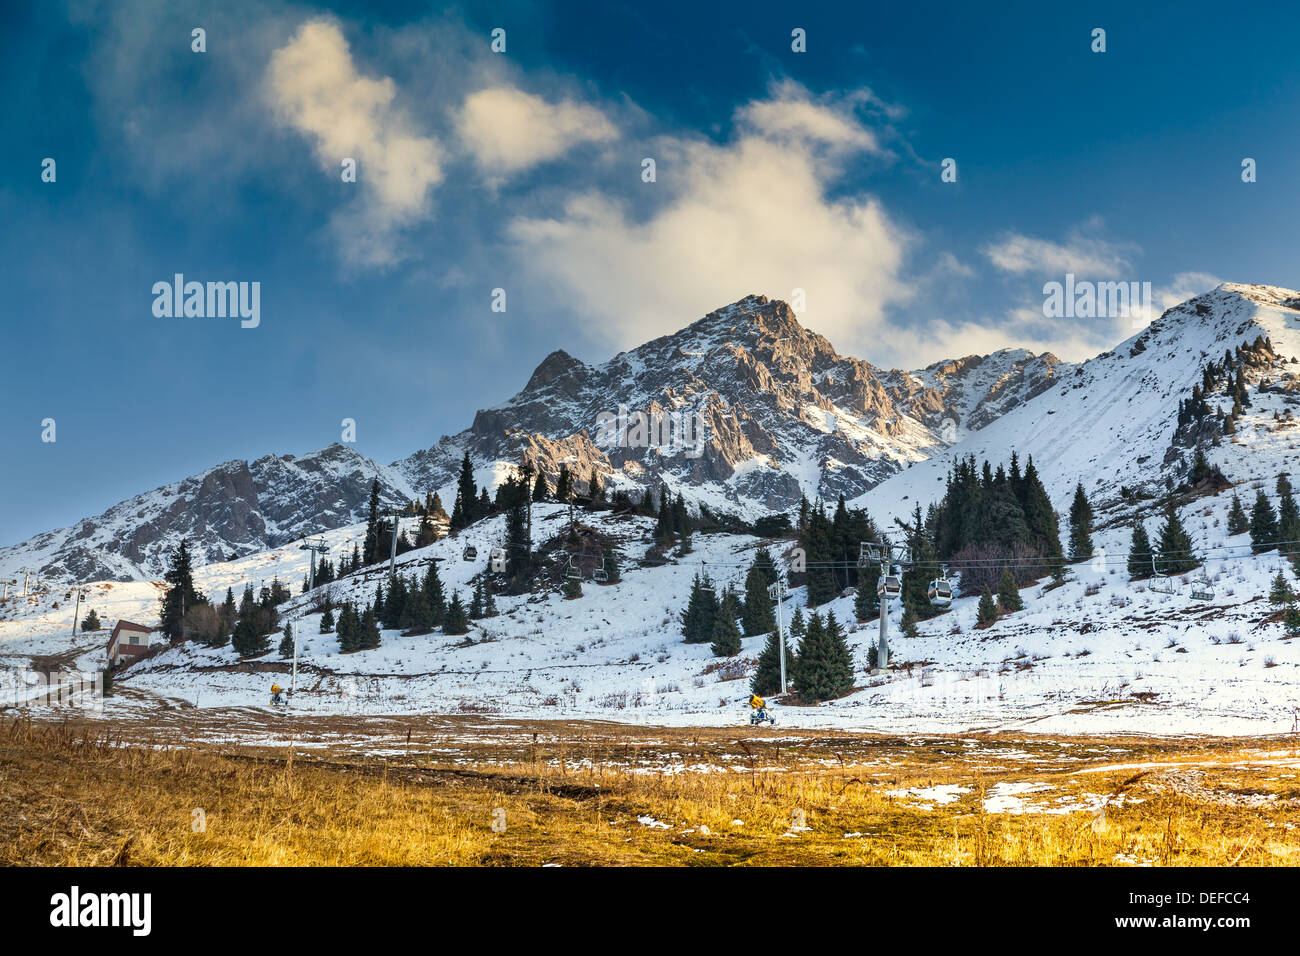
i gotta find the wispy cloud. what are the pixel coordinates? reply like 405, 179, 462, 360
457, 87, 617, 178
266, 19, 445, 270
982, 222, 1138, 278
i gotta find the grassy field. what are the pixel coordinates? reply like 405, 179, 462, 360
2, 711, 1299, 865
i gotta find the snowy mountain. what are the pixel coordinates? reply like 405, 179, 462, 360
0, 444, 416, 583
858, 283, 1300, 526
0, 294, 1061, 583
393, 294, 1064, 519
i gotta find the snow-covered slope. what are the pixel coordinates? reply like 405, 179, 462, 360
2, 295, 1061, 584
857, 283, 1300, 526
5, 498, 1299, 736
0, 444, 416, 583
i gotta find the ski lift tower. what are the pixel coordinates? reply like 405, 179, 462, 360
861, 538, 912, 673
298, 536, 329, 592
18, 568, 34, 597
768, 576, 788, 695
70, 586, 88, 640
382, 510, 412, 577
0, 580, 15, 601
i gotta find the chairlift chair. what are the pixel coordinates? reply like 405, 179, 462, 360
1149, 557, 1174, 594
1190, 569, 1215, 602
565, 553, 583, 580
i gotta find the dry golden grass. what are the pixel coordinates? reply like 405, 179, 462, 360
2, 714, 1298, 866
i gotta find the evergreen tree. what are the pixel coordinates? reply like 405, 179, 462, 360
977, 587, 998, 626
231, 618, 268, 657
1277, 474, 1300, 567
854, 563, 880, 622
1127, 522, 1153, 578
741, 558, 776, 636
1249, 490, 1278, 555
81, 608, 101, 631
279, 623, 294, 658
320, 607, 335, 633
1269, 570, 1294, 605
362, 478, 383, 564
710, 597, 743, 656
469, 580, 484, 619
562, 574, 583, 599
751, 629, 794, 696
443, 593, 470, 635
1068, 482, 1094, 562
793, 611, 854, 702
1227, 494, 1250, 535
532, 471, 548, 501
401, 587, 434, 633
680, 574, 718, 643
588, 467, 604, 500
802, 502, 837, 607
159, 539, 206, 642
555, 463, 573, 502
603, 548, 621, 584
359, 606, 381, 650
900, 598, 919, 638
997, 568, 1023, 612
451, 451, 477, 532
1285, 600, 1300, 638
423, 562, 446, 625
1156, 503, 1198, 573
789, 606, 806, 640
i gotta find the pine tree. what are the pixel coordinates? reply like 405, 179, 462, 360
563, 575, 582, 599
1249, 490, 1278, 555
81, 608, 101, 631
1068, 483, 1094, 562
1285, 600, 1300, 638
443, 593, 469, 635
1227, 494, 1250, 535
603, 548, 621, 584
588, 467, 604, 501
680, 574, 717, 643
532, 472, 548, 501
900, 598, 919, 638
751, 629, 794, 696
1157, 503, 1198, 573
977, 587, 998, 626
359, 606, 381, 650
741, 558, 776, 636
231, 618, 268, 658
1127, 522, 1153, 578
279, 623, 294, 658
854, 565, 879, 622
997, 568, 1023, 612
1270, 571, 1294, 605
803, 502, 837, 607
1277, 474, 1300, 567
451, 451, 477, 532
159, 539, 206, 642
793, 611, 853, 702
555, 463, 573, 502
320, 607, 335, 633
423, 562, 446, 625
362, 478, 383, 564
401, 587, 434, 633
789, 606, 806, 640
710, 597, 743, 657
469, 580, 484, 619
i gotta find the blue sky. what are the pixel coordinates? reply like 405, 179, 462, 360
2, 0, 1299, 544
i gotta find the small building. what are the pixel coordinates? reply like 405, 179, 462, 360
106, 620, 155, 667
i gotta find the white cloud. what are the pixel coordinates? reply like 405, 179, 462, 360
982, 225, 1138, 278
506, 85, 910, 354
734, 79, 881, 153
457, 86, 617, 176
266, 19, 444, 269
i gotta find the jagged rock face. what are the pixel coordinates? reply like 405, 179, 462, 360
1, 295, 1066, 583
0, 445, 414, 582
394, 294, 1065, 515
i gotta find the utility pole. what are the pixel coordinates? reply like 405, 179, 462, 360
768, 578, 788, 695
